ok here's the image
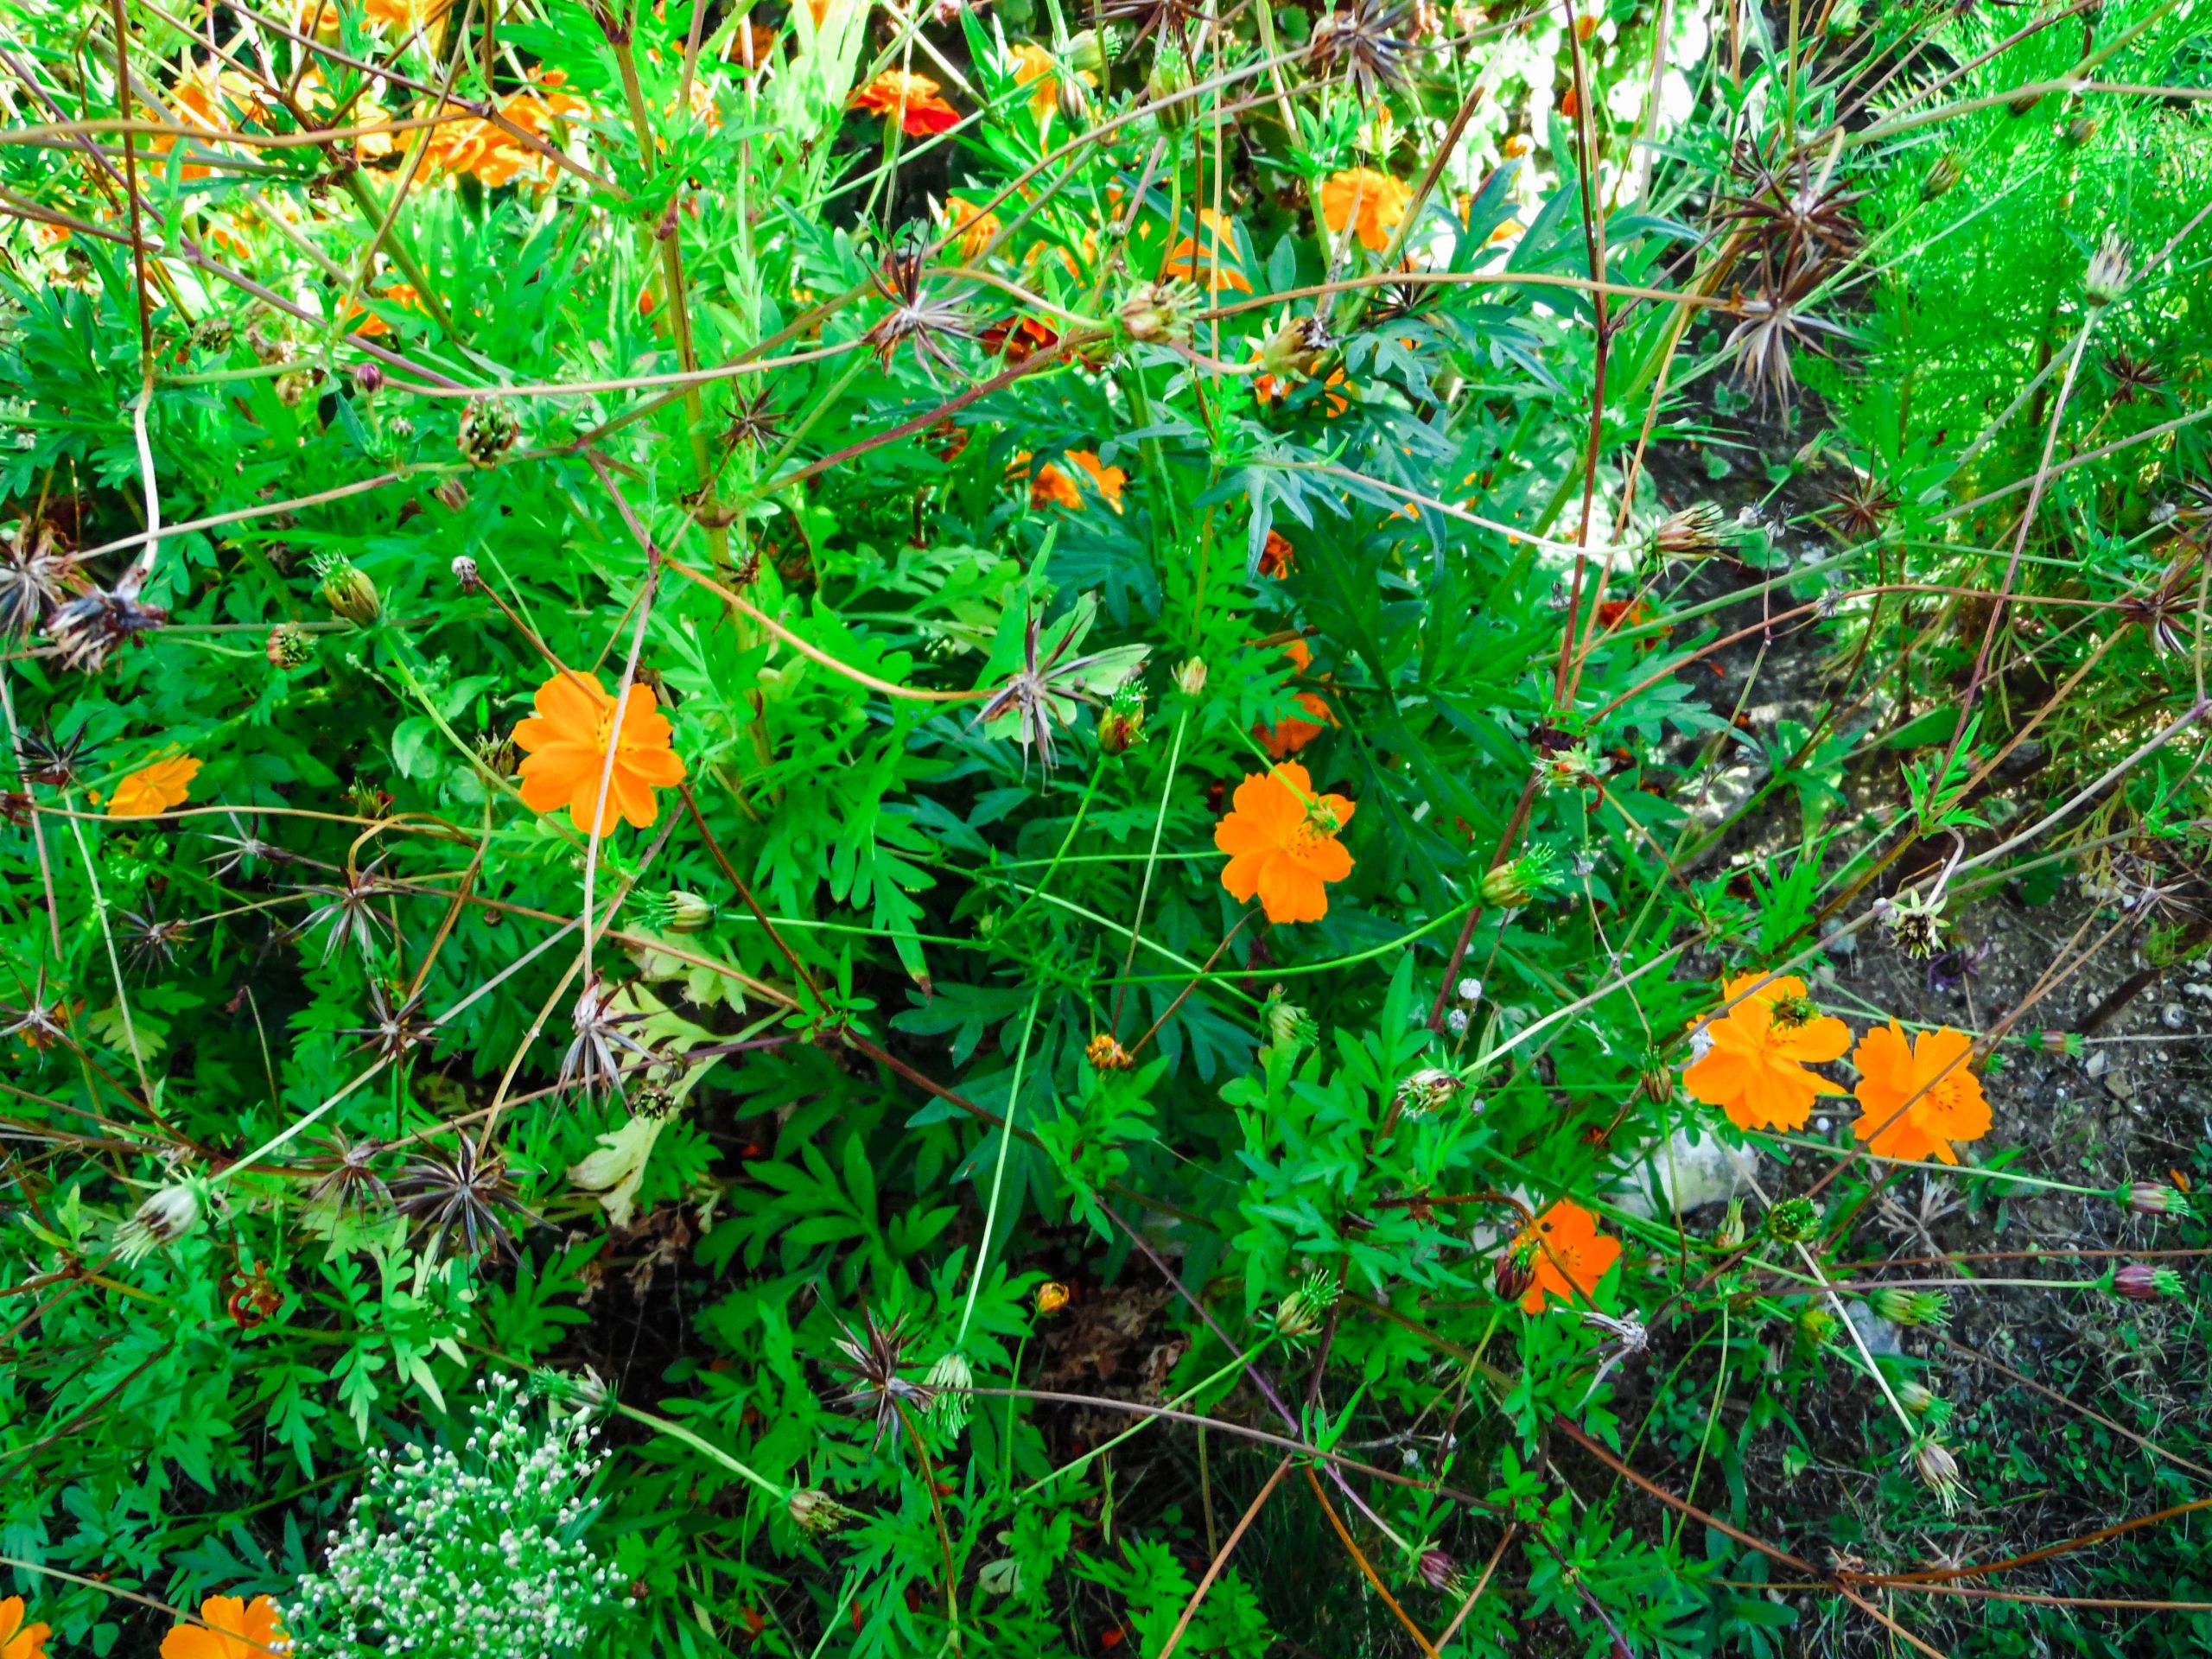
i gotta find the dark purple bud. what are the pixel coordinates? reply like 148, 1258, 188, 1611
1418, 1548, 1459, 1591
353, 360, 385, 396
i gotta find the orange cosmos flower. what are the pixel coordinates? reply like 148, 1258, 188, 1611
513, 670, 686, 835
1214, 760, 1354, 924
425, 71, 585, 188
1254, 359, 1351, 416
1255, 639, 1333, 759
944, 195, 1003, 260
1026, 449, 1126, 514
1850, 1021, 1991, 1166
1682, 971, 1852, 1133
849, 70, 959, 137
1160, 208, 1253, 294
105, 751, 202, 819
0, 1598, 49, 1659
161, 1594, 289, 1659
1508, 1198, 1621, 1313
1258, 531, 1294, 579
1319, 168, 1414, 252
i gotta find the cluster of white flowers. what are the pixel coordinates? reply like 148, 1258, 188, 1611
286, 1376, 620, 1657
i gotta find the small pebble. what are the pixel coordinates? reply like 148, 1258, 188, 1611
2163, 1003, 2187, 1029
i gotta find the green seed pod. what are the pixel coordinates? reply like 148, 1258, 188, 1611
458, 396, 521, 467
312, 554, 382, 628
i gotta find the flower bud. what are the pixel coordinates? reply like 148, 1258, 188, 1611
1639, 1065, 1674, 1104
1175, 656, 1208, 696
2085, 232, 2131, 308
657, 890, 717, 933
787, 1488, 859, 1536
1909, 1436, 1967, 1513
1711, 1198, 1745, 1252
1895, 1379, 1938, 1416
312, 554, 381, 627
2126, 1181, 2191, 1218
1097, 683, 1147, 754
2036, 1029, 2084, 1056
1057, 73, 1092, 127
353, 359, 385, 396
1493, 1243, 1537, 1304
1796, 1304, 1838, 1347
458, 395, 520, 467
1118, 277, 1198, 345
1085, 1033, 1133, 1071
115, 1180, 205, 1263
1147, 47, 1191, 128
432, 478, 471, 513
1479, 848, 1555, 909
1064, 29, 1104, 73
2109, 1262, 2183, 1300
1872, 1288, 1949, 1327
1274, 1269, 1340, 1340
1652, 502, 1726, 561
1261, 985, 1314, 1051
451, 555, 482, 590
265, 621, 315, 668
1036, 1281, 1071, 1315
926, 1351, 975, 1436
2063, 113, 2097, 147
1417, 1548, 1461, 1592
1919, 152, 1964, 201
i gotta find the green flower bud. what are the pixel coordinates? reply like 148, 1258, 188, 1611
312, 554, 382, 627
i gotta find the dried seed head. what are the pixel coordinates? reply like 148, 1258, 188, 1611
191, 315, 236, 353
1256, 313, 1335, 381
451, 555, 482, 590
44, 587, 168, 673
114, 1179, 207, 1262
0, 518, 85, 640
1261, 984, 1317, 1051
276, 369, 316, 407
1307, 0, 1418, 98
458, 396, 521, 467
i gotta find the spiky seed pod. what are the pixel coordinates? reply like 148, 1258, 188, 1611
312, 554, 382, 627
787, 1488, 861, 1536
266, 621, 315, 668
1479, 847, 1555, 909
1307, 0, 1418, 98
2085, 233, 2131, 308
1395, 1066, 1461, 1116
458, 397, 521, 466
1085, 1033, 1133, 1071
1097, 683, 1147, 754
1919, 153, 1964, 201
44, 587, 168, 672
1872, 1288, 1950, 1327
0, 518, 85, 639
2126, 1181, 2192, 1218
1118, 277, 1198, 345
1765, 1196, 1821, 1243
391, 1138, 531, 1259
826, 1310, 938, 1449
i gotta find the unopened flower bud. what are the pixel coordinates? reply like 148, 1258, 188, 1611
458, 395, 520, 467
265, 621, 315, 668
1261, 985, 1315, 1051
1896, 1379, 1938, 1416
1147, 47, 1191, 127
1494, 1242, 1537, 1304
1765, 1196, 1821, 1243
1479, 847, 1555, 909
432, 478, 471, 513
312, 554, 381, 627
1872, 1287, 1949, 1327
1417, 1548, 1461, 1592
2126, 1181, 2191, 1218
1652, 502, 1726, 561
1085, 1033, 1132, 1071
657, 890, 716, 933
1097, 683, 1147, 754
353, 360, 385, 396
1257, 313, 1333, 381
787, 1488, 859, 1536
1919, 152, 1964, 201
1064, 29, 1104, 73
2085, 232, 2130, 308
1175, 656, 1208, 696
1796, 1305, 1838, 1347
2109, 1262, 2183, 1300
2063, 113, 2097, 147
1057, 73, 1091, 126
1712, 1198, 1745, 1252
1639, 1065, 1674, 1104
1274, 1269, 1340, 1340
1036, 1281, 1071, 1315
1395, 1066, 1461, 1116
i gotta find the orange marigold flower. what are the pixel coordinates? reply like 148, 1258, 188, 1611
1849, 1020, 1991, 1166
161, 1594, 289, 1659
1026, 449, 1125, 514
1214, 760, 1354, 924
1319, 168, 1414, 252
1682, 972, 1851, 1132
105, 751, 202, 819
849, 70, 959, 137
1509, 1198, 1621, 1313
1255, 639, 1333, 759
1258, 530, 1294, 579
1160, 208, 1253, 294
0, 1597, 49, 1659
513, 670, 686, 835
